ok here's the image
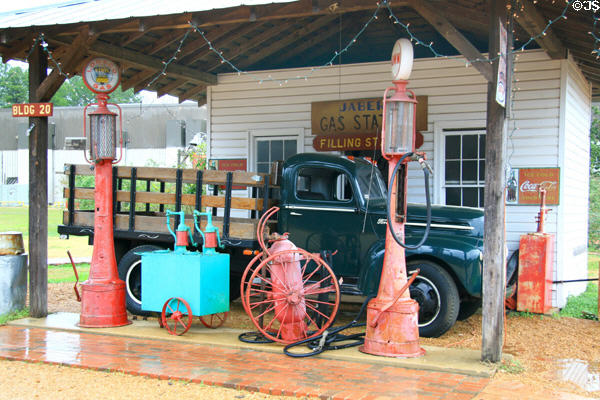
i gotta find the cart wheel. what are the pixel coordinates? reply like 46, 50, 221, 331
243, 248, 340, 344
240, 251, 264, 313
199, 312, 228, 329
161, 297, 193, 336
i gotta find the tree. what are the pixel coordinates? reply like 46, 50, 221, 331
51, 76, 141, 106
0, 60, 141, 107
0, 63, 28, 106
591, 106, 600, 175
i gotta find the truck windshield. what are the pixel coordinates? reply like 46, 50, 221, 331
356, 163, 386, 202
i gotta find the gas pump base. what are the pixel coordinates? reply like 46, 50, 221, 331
360, 298, 425, 358
78, 281, 131, 328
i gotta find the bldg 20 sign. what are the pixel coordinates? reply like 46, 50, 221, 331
311, 97, 427, 152
506, 167, 560, 205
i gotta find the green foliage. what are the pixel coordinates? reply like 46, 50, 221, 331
590, 177, 600, 250
559, 282, 598, 319
591, 106, 600, 175
0, 308, 29, 325
498, 357, 525, 374
51, 76, 140, 106
0, 63, 28, 107
0, 60, 140, 107
48, 263, 90, 283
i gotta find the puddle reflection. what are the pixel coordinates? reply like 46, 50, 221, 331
557, 359, 600, 392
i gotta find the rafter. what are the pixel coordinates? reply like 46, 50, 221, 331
36, 28, 97, 101
408, 0, 493, 83
49, 37, 217, 86
237, 15, 337, 71
157, 78, 187, 97
183, 22, 265, 66
204, 20, 299, 72
178, 84, 206, 103
514, 0, 566, 59
121, 69, 156, 91
143, 31, 186, 56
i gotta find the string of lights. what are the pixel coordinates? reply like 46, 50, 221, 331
590, 15, 600, 58
19, 0, 593, 91
146, 29, 192, 87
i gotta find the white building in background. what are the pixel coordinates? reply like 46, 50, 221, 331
206, 49, 591, 308
0, 103, 207, 204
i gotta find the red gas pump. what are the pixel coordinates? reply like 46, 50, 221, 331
78, 57, 130, 327
360, 39, 430, 358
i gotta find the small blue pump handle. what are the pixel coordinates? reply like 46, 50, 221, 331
166, 210, 196, 247
193, 209, 222, 249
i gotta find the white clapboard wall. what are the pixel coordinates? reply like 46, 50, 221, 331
208, 49, 591, 307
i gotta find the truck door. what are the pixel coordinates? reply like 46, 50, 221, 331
280, 165, 361, 277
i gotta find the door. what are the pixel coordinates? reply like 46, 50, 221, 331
281, 165, 362, 277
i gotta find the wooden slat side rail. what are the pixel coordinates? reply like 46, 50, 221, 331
64, 164, 278, 188
64, 188, 269, 210
63, 210, 268, 240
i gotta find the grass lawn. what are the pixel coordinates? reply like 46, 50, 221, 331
0, 206, 92, 259
48, 263, 90, 283
558, 253, 599, 319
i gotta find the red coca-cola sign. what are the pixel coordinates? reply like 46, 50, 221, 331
507, 168, 560, 205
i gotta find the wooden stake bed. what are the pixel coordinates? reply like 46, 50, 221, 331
60, 164, 278, 243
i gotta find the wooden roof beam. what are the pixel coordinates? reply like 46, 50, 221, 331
204, 20, 299, 72
144, 31, 186, 56
514, 0, 567, 59
50, 37, 217, 86
183, 22, 265, 66
239, 15, 337, 70
408, 0, 493, 83
36, 28, 97, 101
121, 69, 156, 91
178, 84, 205, 103
157, 78, 187, 97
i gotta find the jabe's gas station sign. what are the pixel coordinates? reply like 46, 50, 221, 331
311, 96, 427, 152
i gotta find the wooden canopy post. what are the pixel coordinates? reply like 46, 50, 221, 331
481, 0, 510, 363
28, 43, 49, 318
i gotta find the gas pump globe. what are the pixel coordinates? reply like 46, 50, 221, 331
78, 57, 129, 328
360, 38, 425, 358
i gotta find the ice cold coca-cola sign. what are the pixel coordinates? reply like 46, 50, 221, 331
510, 168, 560, 205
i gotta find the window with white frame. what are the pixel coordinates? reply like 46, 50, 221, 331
443, 130, 486, 208
255, 138, 297, 173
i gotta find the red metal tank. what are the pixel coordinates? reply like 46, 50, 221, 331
517, 233, 554, 314
267, 238, 307, 342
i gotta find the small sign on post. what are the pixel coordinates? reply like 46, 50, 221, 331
12, 103, 53, 117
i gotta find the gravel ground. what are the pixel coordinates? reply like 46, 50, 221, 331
6, 282, 599, 399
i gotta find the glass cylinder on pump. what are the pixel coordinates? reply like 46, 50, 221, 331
384, 95, 415, 156
89, 108, 117, 161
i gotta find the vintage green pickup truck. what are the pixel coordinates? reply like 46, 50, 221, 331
60, 153, 495, 337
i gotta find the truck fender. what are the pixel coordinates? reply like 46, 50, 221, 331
357, 240, 386, 296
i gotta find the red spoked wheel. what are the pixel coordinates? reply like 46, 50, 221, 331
243, 248, 340, 344
161, 297, 193, 336
240, 251, 265, 314
199, 312, 229, 329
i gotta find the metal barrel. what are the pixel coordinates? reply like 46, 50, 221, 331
0, 232, 28, 315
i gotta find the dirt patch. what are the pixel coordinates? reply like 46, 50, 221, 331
43, 283, 600, 398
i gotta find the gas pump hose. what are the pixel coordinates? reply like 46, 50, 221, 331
282, 295, 375, 358
386, 152, 432, 250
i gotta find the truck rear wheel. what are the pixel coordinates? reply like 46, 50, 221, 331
408, 261, 459, 338
117, 245, 162, 316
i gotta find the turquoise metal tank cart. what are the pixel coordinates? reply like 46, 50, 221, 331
141, 210, 230, 335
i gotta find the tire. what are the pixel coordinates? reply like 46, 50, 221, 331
457, 299, 481, 321
117, 245, 162, 316
408, 261, 460, 338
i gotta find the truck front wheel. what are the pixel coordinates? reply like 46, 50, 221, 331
408, 261, 460, 338
117, 245, 162, 316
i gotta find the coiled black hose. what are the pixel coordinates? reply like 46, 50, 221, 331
386, 152, 432, 249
